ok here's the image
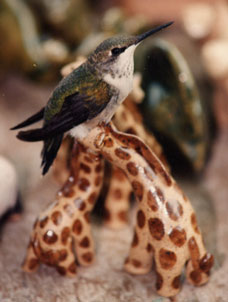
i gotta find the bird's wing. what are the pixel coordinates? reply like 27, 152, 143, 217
17, 80, 112, 142
13, 72, 113, 175
11, 108, 45, 130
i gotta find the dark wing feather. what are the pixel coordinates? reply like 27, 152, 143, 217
17, 92, 109, 142
41, 134, 63, 175
11, 108, 45, 130
16, 91, 111, 175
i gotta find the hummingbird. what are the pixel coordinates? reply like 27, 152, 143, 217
11, 22, 173, 175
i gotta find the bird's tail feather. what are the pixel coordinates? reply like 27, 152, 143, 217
11, 108, 45, 130
41, 134, 64, 175
16, 128, 48, 142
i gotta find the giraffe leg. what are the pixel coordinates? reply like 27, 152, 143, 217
104, 166, 132, 229
71, 212, 95, 267
186, 233, 214, 286
124, 205, 154, 275
22, 142, 104, 276
154, 256, 186, 297
55, 236, 77, 277
22, 237, 40, 273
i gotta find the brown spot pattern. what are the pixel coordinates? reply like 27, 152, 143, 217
84, 156, 93, 163
160, 170, 172, 187
113, 168, 126, 181
118, 210, 128, 222
43, 230, 58, 244
183, 193, 188, 202
191, 213, 200, 234
147, 190, 158, 212
132, 232, 139, 247
88, 192, 97, 204
41, 250, 57, 265
59, 249, 68, 262
79, 236, 90, 248
84, 211, 90, 223
61, 181, 75, 197
82, 252, 93, 263
51, 211, 62, 226
169, 227, 187, 247
143, 167, 154, 182
94, 175, 102, 187
68, 262, 77, 274
64, 204, 74, 217
72, 219, 82, 235
78, 178, 90, 191
126, 162, 138, 176
190, 270, 202, 284
146, 243, 154, 253
109, 126, 171, 184
199, 253, 214, 273
137, 210, 146, 228
159, 248, 177, 269
155, 187, 165, 203
57, 266, 66, 276
95, 163, 102, 173
132, 180, 143, 201
104, 138, 114, 147
28, 258, 39, 270
166, 201, 183, 221
148, 218, 164, 240
39, 216, 49, 228
156, 271, 163, 290
79, 201, 86, 211
126, 127, 136, 135
188, 237, 200, 269
115, 148, 131, 160
80, 163, 91, 174
140, 146, 172, 186
172, 275, 181, 289
113, 188, 122, 200
132, 259, 141, 268
61, 227, 70, 245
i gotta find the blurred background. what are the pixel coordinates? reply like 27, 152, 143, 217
1, 0, 228, 180
0, 0, 228, 301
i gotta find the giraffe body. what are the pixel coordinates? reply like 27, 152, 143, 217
23, 124, 213, 297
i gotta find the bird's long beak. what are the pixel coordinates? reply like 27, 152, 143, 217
135, 21, 174, 45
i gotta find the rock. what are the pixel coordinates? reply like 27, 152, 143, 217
202, 39, 228, 78
0, 156, 18, 218
182, 3, 216, 39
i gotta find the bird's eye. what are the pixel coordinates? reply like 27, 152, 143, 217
111, 47, 126, 56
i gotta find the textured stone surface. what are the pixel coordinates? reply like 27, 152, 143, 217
0, 75, 228, 301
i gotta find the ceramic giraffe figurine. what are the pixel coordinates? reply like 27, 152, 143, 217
23, 122, 213, 297
52, 96, 169, 230
54, 59, 170, 229
23, 142, 104, 276
104, 97, 170, 229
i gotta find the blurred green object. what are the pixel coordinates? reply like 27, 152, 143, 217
27, 0, 93, 45
0, 0, 95, 80
0, 0, 47, 73
136, 39, 214, 173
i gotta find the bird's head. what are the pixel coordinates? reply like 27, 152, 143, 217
88, 22, 173, 77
